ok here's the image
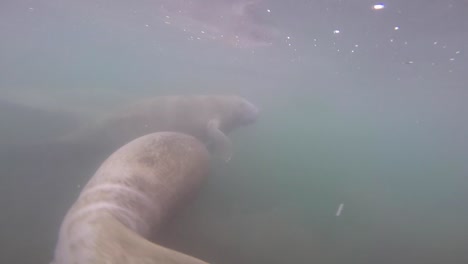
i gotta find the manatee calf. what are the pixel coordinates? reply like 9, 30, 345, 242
51, 132, 211, 264
61, 95, 259, 162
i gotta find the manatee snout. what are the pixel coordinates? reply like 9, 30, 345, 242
239, 99, 260, 125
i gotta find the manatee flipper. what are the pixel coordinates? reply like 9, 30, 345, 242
207, 118, 233, 162
94, 213, 209, 264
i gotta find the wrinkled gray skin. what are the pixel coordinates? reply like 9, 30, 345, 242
61, 95, 259, 162
51, 132, 212, 264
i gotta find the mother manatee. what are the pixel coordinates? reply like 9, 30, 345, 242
61, 95, 259, 162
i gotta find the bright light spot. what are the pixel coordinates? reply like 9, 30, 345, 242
201, 30, 205, 34
164, 21, 171, 25
407, 61, 414, 64
351, 50, 355, 53
314, 44, 317, 47
288, 43, 292, 46
404, 41, 408, 45
390, 38, 394, 42
314, 38, 317, 42
355, 44, 359, 47
165, 16, 170, 19
333, 29, 340, 34
456, 51, 461, 54
287, 36, 291, 40
394, 26, 399, 30
433, 41, 438, 45
28, 7, 34, 11
450, 58, 455, 61
373, 4, 385, 10
145, 24, 149, 27
267, 9, 271, 13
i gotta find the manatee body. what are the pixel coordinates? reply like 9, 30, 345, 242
51, 132, 211, 264
62, 95, 259, 162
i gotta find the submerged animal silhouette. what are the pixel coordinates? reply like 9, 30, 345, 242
61, 95, 259, 162
51, 132, 211, 264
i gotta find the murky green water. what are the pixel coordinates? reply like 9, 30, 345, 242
1, 1, 468, 263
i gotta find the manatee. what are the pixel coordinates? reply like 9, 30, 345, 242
51, 132, 211, 264
60, 95, 259, 162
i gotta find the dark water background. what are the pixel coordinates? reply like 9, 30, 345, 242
1, 0, 468, 263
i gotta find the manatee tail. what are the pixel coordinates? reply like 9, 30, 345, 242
91, 213, 210, 264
